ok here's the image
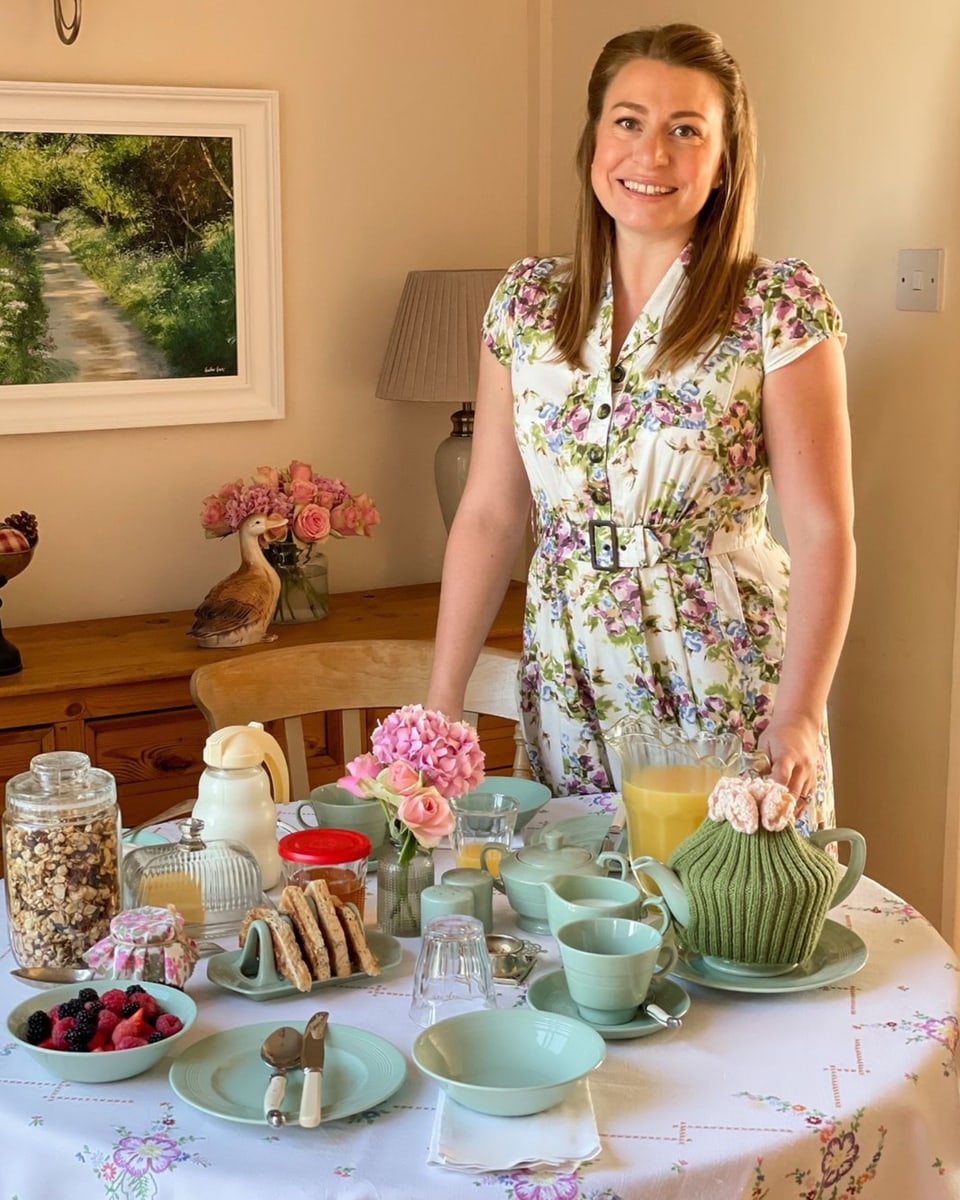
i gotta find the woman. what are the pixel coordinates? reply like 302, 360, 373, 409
427, 23, 854, 833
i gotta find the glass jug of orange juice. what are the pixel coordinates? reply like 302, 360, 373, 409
603, 717, 768, 872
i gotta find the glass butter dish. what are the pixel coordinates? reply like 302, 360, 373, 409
122, 817, 265, 943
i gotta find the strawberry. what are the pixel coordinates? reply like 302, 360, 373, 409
111, 1009, 149, 1047
114, 1035, 148, 1050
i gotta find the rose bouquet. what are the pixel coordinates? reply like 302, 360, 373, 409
199, 461, 379, 622
340, 705, 485, 865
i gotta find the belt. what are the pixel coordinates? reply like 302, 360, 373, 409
538, 505, 768, 571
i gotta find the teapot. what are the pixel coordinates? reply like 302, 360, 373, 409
603, 715, 768, 864
483, 832, 629, 934
192, 722, 290, 889
632, 824, 867, 978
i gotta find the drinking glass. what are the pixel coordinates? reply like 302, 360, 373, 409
450, 792, 519, 878
409, 914, 497, 1027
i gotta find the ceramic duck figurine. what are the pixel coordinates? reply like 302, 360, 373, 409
188, 513, 288, 649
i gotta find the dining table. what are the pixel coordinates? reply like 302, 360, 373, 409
1, 791, 959, 1200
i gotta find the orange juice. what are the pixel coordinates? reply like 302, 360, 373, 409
621, 764, 720, 863
455, 842, 503, 878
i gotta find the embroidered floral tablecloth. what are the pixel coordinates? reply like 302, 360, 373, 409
1, 794, 958, 1200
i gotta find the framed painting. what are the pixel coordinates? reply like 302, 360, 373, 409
0, 82, 283, 433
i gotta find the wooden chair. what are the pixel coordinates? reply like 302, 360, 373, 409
189, 638, 531, 798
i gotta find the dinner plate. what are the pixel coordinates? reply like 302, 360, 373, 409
169, 1021, 406, 1125
526, 970, 690, 1039
206, 929, 402, 999
670, 920, 868, 994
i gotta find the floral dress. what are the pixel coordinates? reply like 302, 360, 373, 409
483, 250, 845, 833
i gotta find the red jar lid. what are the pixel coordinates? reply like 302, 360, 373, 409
278, 828, 372, 865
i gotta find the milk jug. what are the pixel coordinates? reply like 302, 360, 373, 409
192, 723, 290, 888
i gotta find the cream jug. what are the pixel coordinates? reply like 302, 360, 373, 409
192, 722, 290, 888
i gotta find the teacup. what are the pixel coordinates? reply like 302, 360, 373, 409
556, 915, 678, 1025
543, 872, 650, 940
296, 784, 388, 857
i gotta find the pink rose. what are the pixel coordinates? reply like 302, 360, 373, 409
338, 753, 381, 796
355, 494, 381, 536
397, 786, 455, 848
288, 477, 317, 505
252, 466, 280, 489
289, 460, 314, 482
385, 760, 422, 796
200, 495, 232, 536
330, 501, 361, 536
292, 503, 331, 543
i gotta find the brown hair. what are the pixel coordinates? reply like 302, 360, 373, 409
553, 23, 757, 373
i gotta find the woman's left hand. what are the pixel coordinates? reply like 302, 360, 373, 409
757, 714, 822, 815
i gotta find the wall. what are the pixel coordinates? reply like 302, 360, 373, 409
544, 0, 960, 929
0, 0, 530, 623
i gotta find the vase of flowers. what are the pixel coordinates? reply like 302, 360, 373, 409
199, 461, 379, 625
340, 704, 485, 936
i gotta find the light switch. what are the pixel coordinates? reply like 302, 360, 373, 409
896, 248, 944, 311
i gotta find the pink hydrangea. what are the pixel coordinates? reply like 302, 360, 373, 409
369, 705, 484, 799
707, 773, 795, 833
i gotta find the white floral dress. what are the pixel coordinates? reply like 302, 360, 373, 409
483, 250, 845, 833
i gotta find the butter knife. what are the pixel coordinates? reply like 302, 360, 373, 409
299, 1011, 329, 1128
600, 801, 627, 855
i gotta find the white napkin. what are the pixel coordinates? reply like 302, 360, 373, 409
427, 1078, 601, 1173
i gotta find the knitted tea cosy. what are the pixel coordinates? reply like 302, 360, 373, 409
667, 776, 837, 965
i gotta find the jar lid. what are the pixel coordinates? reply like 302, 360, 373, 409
278, 828, 372, 865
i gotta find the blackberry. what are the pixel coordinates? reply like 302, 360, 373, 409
24, 1010, 51, 1045
125, 984, 146, 996
147, 1032, 165, 1044
64, 1026, 91, 1051
78, 988, 100, 1004
57, 998, 86, 1019
121, 1002, 140, 1018
73, 1013, 97, 1037
83, 999, 103, 1015
3, 510, 38, 547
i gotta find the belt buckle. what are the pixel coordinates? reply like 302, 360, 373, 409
588, 519, 619, 570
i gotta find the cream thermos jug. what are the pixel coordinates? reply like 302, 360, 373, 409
192, 722, 290, 889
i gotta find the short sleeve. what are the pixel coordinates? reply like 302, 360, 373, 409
481, 256, 558, 367
760, 258, 846, 373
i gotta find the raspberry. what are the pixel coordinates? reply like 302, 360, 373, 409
131, 994, 161, 1021
100, 989, 127, 1015
114, 1035, 148, 1050
154, 1014, 183, 1038
96, 1009, 120, 1035
50, 1018, 75, 1051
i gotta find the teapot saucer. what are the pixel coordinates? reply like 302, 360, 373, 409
671, 919, 867, 994
526, 969, 690, 1039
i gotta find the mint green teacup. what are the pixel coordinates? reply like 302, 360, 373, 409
557, 915, 677, 1025
297, 784, 388, 858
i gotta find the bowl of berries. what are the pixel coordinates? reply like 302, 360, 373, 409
7, 979, 197, 1083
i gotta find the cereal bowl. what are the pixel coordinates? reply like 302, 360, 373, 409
6, 979, 197, 1083
469, 777, 551, 832
412, 1007, 605, 1116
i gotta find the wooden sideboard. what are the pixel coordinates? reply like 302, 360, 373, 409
0, 582, 526, 840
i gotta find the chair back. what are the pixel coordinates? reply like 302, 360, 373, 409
189, 638, 529, 797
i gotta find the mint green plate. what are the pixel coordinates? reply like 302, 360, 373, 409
527, 970, 690, 1040
671, 920, 868, 994
169, 1021, 406, 1124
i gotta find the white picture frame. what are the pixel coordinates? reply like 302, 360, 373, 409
0, 81, 283, 433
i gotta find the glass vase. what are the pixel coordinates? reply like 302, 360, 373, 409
377, 842, 435, 937
265, 540, 329, 624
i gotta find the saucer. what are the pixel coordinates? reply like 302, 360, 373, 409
671, 919, 868, 994
526, 969, 690, 1039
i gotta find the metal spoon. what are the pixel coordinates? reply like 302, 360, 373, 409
642, 1000, 682, 1029
10, 966, 97, 989
261, 1026, 303, 1127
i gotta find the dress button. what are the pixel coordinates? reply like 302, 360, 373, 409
590, 488, 607, 505
611, 364, 626, 384
588, 446, 604, 464
597, 403, 611, 419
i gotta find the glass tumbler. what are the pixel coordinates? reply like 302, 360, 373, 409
450, 792, 519, 878
409, 914, 497, 1027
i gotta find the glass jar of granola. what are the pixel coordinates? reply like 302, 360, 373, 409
3, 751, 121, 967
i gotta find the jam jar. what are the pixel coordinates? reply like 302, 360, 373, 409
3, 751, 121, 968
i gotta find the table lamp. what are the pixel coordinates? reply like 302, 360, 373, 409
376, 268, 504, 531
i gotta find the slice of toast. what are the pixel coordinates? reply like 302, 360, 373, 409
278, 885, 331, 982
239, 904, 312, 992
331, 896, 380, 977
304, 879, 353, 977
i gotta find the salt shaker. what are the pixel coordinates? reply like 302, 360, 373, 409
3, 751, 121, 968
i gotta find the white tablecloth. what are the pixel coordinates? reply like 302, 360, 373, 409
1, 794, 959, 1199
